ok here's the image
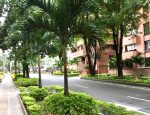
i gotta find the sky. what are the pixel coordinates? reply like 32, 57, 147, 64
0, 17, 5, 24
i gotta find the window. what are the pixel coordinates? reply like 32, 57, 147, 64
145, 58, 150, 67
125, 44, 136, 52
144, 22, 150, 35
145, 40, 150, 52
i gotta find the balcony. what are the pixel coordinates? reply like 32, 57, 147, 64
123, 36, 137, 46
122, 50, 138, 60
71, 49, 85, 58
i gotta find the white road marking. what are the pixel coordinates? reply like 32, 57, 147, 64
73, 84, 89, 89
113, 103, 150, 115
128, 96, 150, 103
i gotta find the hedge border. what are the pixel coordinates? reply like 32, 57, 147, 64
18, 95, 28, 115
81, 77, 150, 88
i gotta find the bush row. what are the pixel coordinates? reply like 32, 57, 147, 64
12, 74, 24, 81
83, 74, 150, 86
98, 101, 142, 115
21, 96, 41, 115
53, 70, 79, 76
19, 85, 64, 115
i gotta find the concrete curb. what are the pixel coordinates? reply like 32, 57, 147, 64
81, 78, 150, 88
18, 95, 28, 115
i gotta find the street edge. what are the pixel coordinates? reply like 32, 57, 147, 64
18, 95, 28, 115
81, 78, 150, 88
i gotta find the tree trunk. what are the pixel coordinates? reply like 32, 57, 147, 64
14, 59, 17, 74
25, 64, 29, 78
118, 24, 124, 77
22, 63, 26, 78
83, 36, 96, 76
112, 25, 124, 78
61, 37, 69, 96
38, 54, 42, 88
116, 53, 123, 77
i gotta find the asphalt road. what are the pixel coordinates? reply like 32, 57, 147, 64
30, 74, 150, 115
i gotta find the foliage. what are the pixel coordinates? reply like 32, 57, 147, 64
98, 100, 142, 115
109, 57, 117, 68
68, 58, 78, 65
21, 96, 41, 115
49, 85, 64, 93
15, 78, 38, 87
43, 92, 100, 115
83, 74, 150, 86
12, 74, 24, 81
29, 87, 49, 101
53, 70, 63, 75
123, 59, 133, 68
131, 53, 144, 65
54, 70, 79, 76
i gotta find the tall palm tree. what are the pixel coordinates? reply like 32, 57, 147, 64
26, 0, 88, 96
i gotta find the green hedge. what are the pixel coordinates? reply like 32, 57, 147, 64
98, 100, 142, 115
21, 96, 41, 115
12, 74, 24, 81
53, 71, 63, 75
83, 74, 150, 86
54, 71, 79, 76
15, 78, 38, 87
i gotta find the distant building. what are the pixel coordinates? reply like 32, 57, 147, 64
68, 39, 115, 75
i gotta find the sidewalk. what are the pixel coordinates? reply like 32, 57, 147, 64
0, 73, 24, 115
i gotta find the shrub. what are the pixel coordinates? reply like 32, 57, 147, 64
97, 100, 142, 115
21, 96, 41, 115
50, 85, 64, 93
15, 78, 38, 87
43, 92, 99, 115
29, 87, 49, 101
27, 104, 41, 115
12, 74, 24, 81
53, 71, 63, 75
22, 96, 36, 106
68, 72, 79, 76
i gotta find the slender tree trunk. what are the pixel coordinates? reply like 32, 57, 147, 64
38, 54, 42, 88
14, 59, 17, 74
118, 24, 124, 77
22, 63, 26, 78
93, 40, 97, 76
25, 64, 29, 78
61, 37, 69, 96
18, 62, 20, 74
14, 45, 17, 74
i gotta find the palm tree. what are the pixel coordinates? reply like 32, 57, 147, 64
26, 0, 88, 96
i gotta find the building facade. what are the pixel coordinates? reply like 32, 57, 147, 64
121, 6, 150, 75
68, 40, 115, 75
